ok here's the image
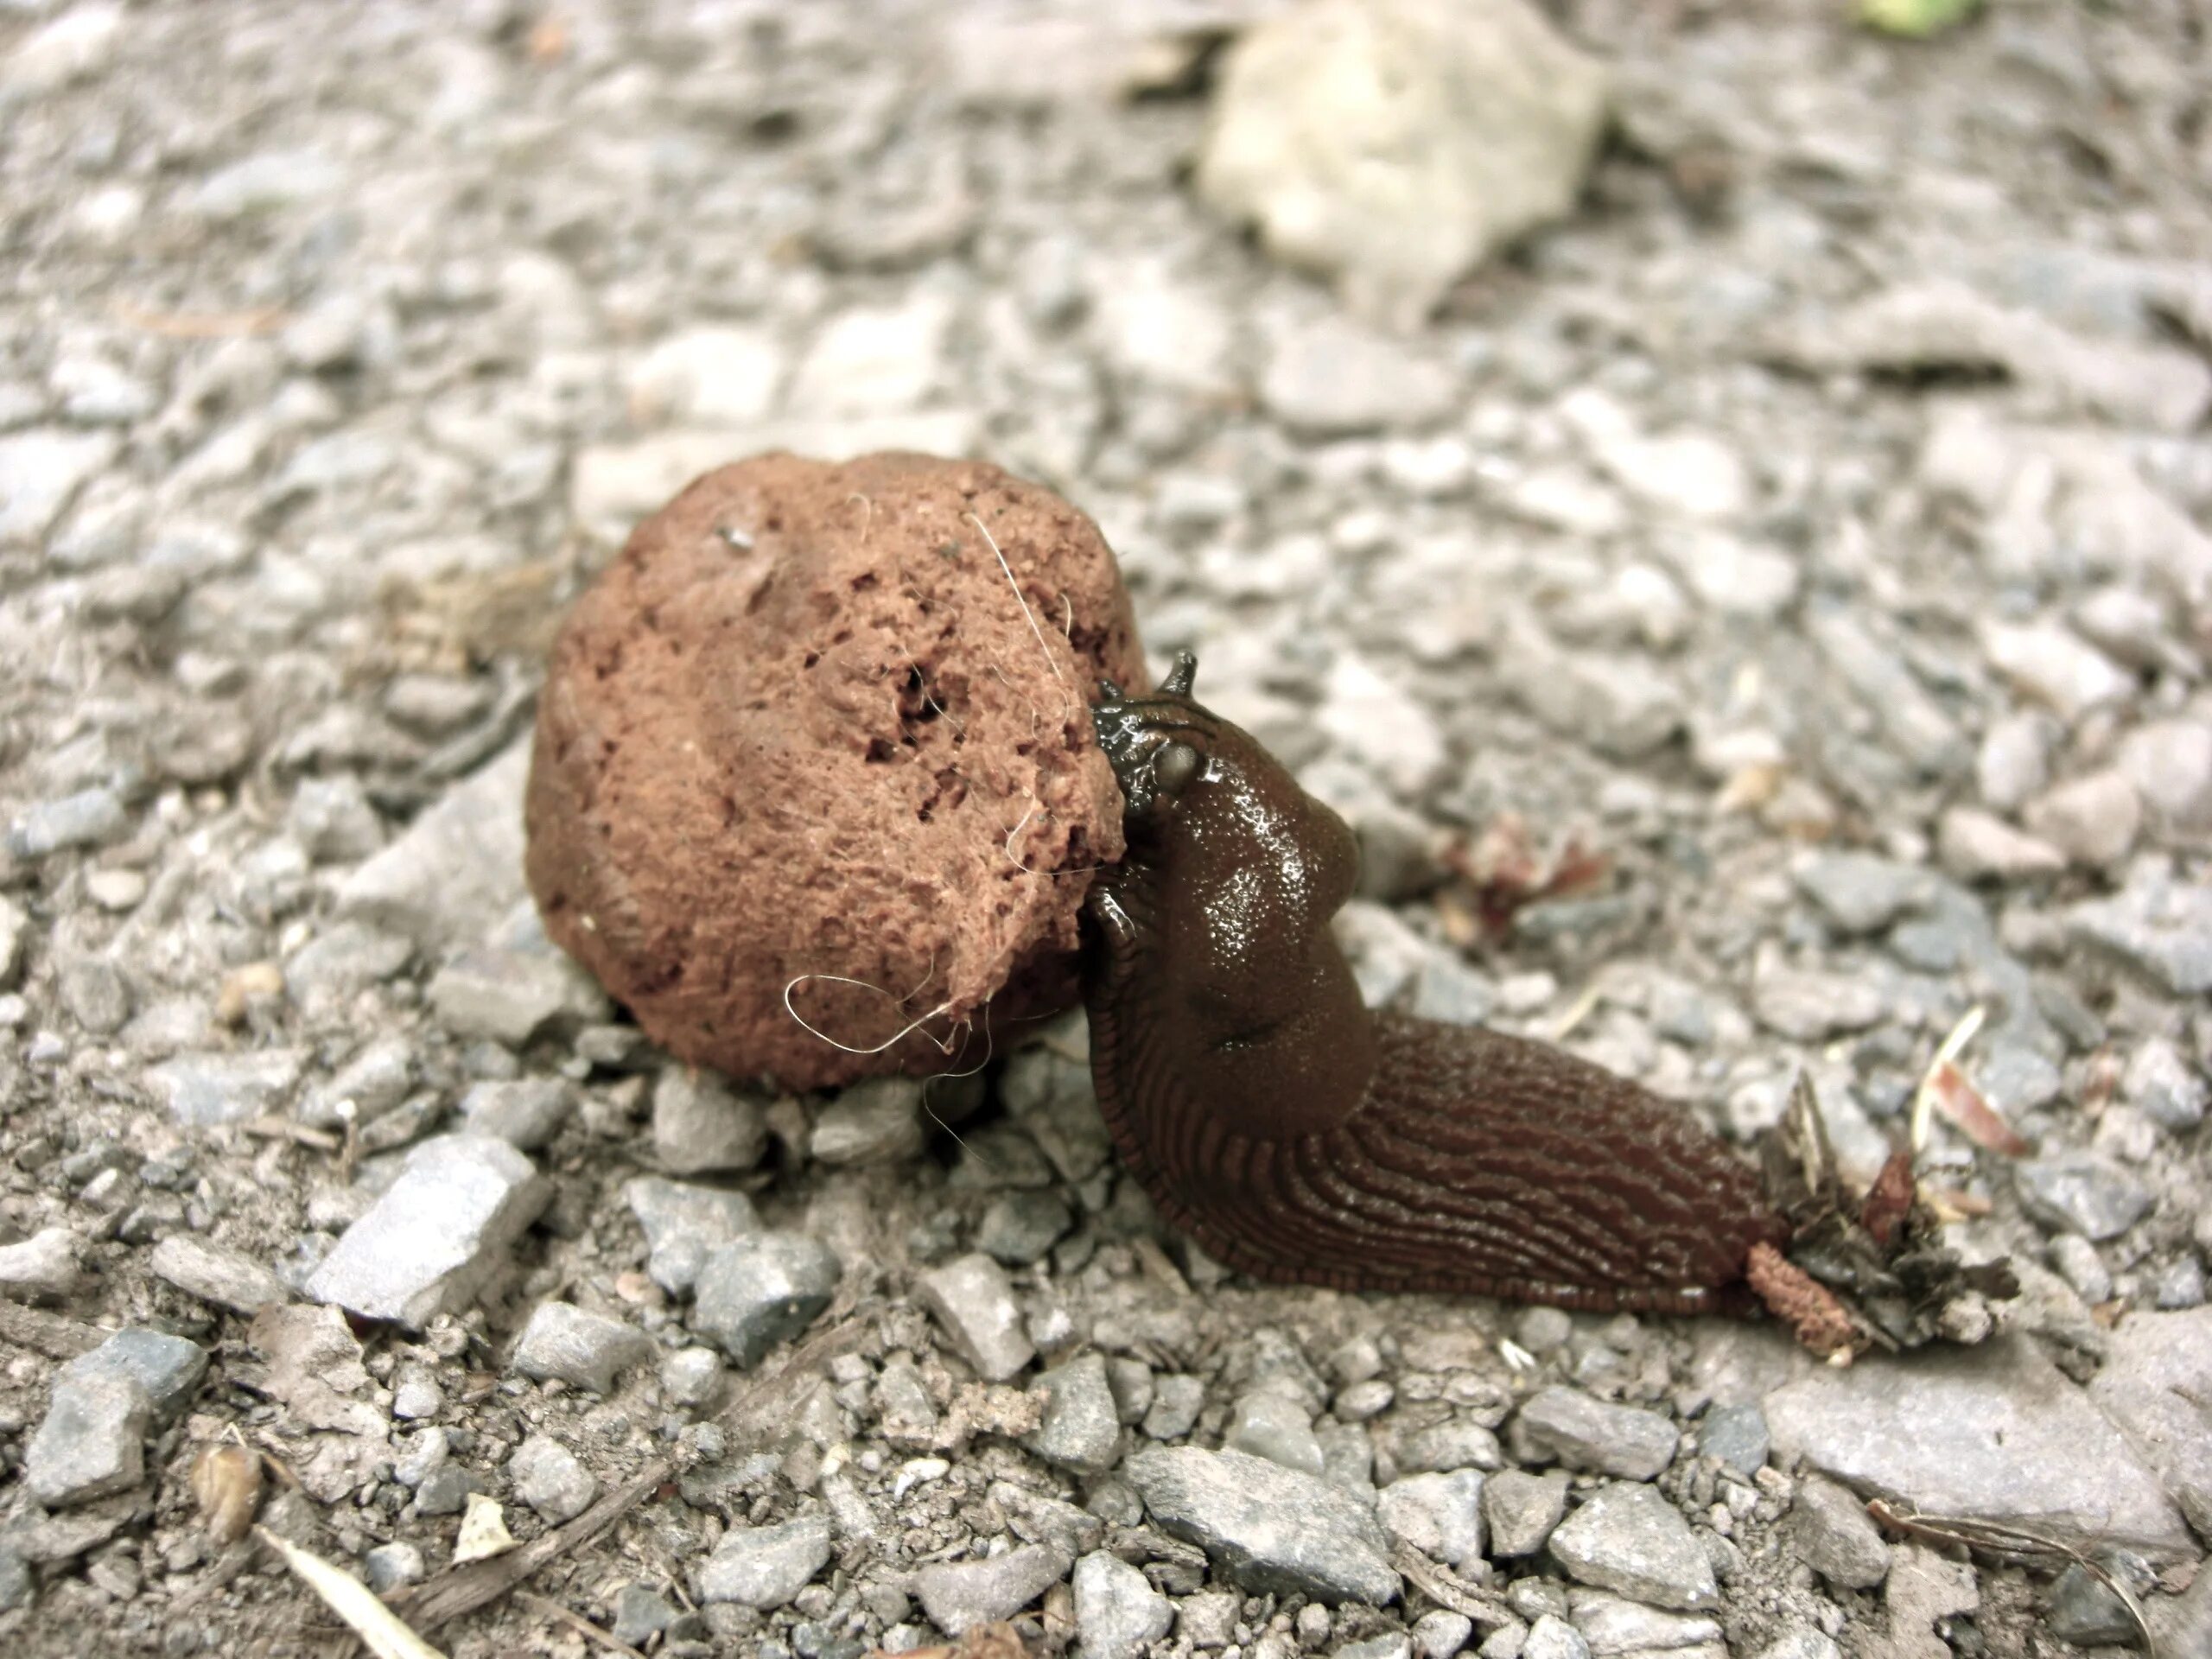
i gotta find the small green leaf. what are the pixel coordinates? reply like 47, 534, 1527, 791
1860, 0, 1979, 37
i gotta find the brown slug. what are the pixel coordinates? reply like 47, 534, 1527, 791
1081, 652, 1789, 1314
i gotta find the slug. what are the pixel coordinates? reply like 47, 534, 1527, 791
1081, 652, 1789, 1314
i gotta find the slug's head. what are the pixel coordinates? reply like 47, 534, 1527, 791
1091, 651, 1218, 828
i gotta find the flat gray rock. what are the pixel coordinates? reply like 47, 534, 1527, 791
1071, 1549, 1173, 1659
913, 1542, 1071, 1636
1377, 1471, 1485, 1568
1548, 1482, 1716, 1611
2086, 1306, 2212, 1541
336, 739, 530, 950
696, 1514, 832, 1610
1124, 1444, 1400, 1605
304, 1134, 550, 1327
25, 1370, 149, 1509
1785, 1476, 1890, 1590
0, 1225, 84, 1301
2014, 1153, 2153, 1241
690, 1230, 841, 1367
512, 1301, 654, 1395
1764, 1335, 2192, 1557
1484, 1468, 1570, 1557
652, 1067, 768, 1176
916, 1253, 1034, 1382
458, 1078, 574, 1149
144, 1048, 306, 1127
509, 1432, 597, 1523
149, 1234, 290, 1314
1022, 1351, 1122, 1476
624, 1174, 762, 1295
1510, 1386, 1679, 1480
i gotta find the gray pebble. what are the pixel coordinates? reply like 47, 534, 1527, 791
2066, 866, 2212, 996
1696, 1403, 1768, 1477
2124, 1037, 2206, 1131
24, 1370, 149, 1509
1023, 1351, 1122, 1475
2016, 1154, 2153, 1241
0, 1225, 84, 1301
915, 1253, 1034, 1382
7, 786, 127, 860
145, 1048, 307, 1128
1785, 1476, 1890, 1590
1411, 1609, 1474, 1659
460, 1078, 573, 1150
427, 948, 589, 1046
1123, 1444, 1400, 1605
1520, 1615, 1589, 1659
975, 1190, 1073, 1267
697, 1514, 832, 1610
510, 1432, 598, 1523
304, 1134, 550, 1326
1484, 1469, 1570, 1557
149, 1234, 290, 1315
664, 1347, 725, 1411
1071, 1549, 1173, 1659
1548, 1482, 1717, 1610
413, 1461, 479, 1516
363, 1541, 426, 1593
810, 1077, 926, 1166
912, 1542, 1070, 1635
2046, 1550, 2156, 1646
1567, 1592, 1720, 1653
1227, 1388, 1325, 1477
653, 1067, 769, 1176
1792, 851, 1929, 934
612, 1584, 678, 1646
690, 1230, 842, 1368
1510, 1386, 1678, 1480
512, 1301, 655, 1395
1378, 1470, 1485, 1567
625, 1175, 762, 1296
1143, 1373, 1206, 1440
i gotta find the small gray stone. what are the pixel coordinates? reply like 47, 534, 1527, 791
625, 1176, 762, 1296
612, 1584, 678, 1646
1566, 1591, 1720, 1654
975, 1190, 1073, 1267
1548, 1483, 1716, 1610
1750, 957, 1887, 1042
810, 1077, 926, 1166
2123, 1036, 2206, 1131
362, 1541, 426, 1593
1938, 807, 2066, 880
2016, 1154, 2153, 1241
653, 1067, 769, 1176
1412, 1609, 1474, 1659
690, 1231, 842, 1367
0, 1225, 84, 1301
149, 1234, 290, 1314
1023, 1351, 1122, 1475
1696, 1403, 1768, 1477
2087, 1307, 2212, 1542
59, 956, 131, 1034
428, 949, 587, 1046
1124, 1444, 1400, 1605
913, 1543, 1071, 1635
2118, 718, 2212, 837
510, 1432, 598, 1523
304, 1134, 551, 1328
337, 741, 530, 950
1792, 851, 1929, 935
392, 1427, 449, 1488
413, 1461, 480, 1516
285, 923, 415, 1003
1143, 1373, 1205, 1440
459, 1078, 574, 1150
663, 1346, 724, 1410
1396, 1419, 1503, 1475
145, 1048, 306, 1127
1228, 1389, 1325, 1477
1521, 1615, 1589, 1659
1982, 620, 2133, 721
6, 785, 126, 860
1180, 1589, 1240, 1649
1977, 711, 2055, 812
1510, 1387, 1678, 1480
67, 1328, 207, 1421
1378, 1471, 1484, 1568
2066, 866, 2212, 996
1260, 316, 1459, 435
289, 776, 385, 863
2024, 769, 2142, 867
392, 1371, 442, 1420
1337, 1638, 1412, 1659
2046, 1551, 2156, 1646
25, 1370, 150, 1508
1484, 1468, 1570, 1557
2155, 1256, 2205, 1310
298, 1037, 414, 1130
917, 1253, 1035, 1382
513, 1301, 655, 1395
1786, 1477, 1890, 1589
1071, 1548, 1173, 1659
1765, 1337, 2190, 1556
1748, 1633, 1840, 1659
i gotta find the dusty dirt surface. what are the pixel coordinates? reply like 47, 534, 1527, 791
1, 3, 2208, 1658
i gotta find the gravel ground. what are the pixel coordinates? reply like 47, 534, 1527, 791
3, 2, 2210, 1656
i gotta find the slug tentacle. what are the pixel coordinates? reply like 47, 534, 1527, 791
1081, 655, 1788, 1314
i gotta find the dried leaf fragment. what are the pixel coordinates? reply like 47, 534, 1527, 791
451, 1491, 516, 1565
191, 1443, 264, 1545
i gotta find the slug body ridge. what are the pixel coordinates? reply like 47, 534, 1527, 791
1081, 653, 1785, 1314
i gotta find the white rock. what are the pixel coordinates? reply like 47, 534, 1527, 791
1981, 620, 2134, 721
1196, 0, 1607, 327
2023, 770, 2141, 868
2, 4, 123, 100
1596, 432, 1750, 522
626, 326, 785, 426
787, 295, 953, 416
0, 429, 118, 545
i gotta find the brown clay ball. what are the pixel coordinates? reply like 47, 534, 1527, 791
524, 451, 1148, 1090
